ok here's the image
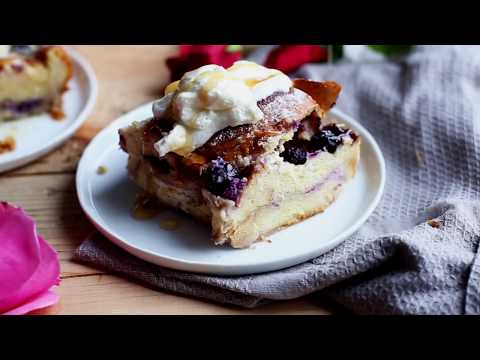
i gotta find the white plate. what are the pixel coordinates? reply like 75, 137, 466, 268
0, 48, 97, 173
77, 103, 386, 276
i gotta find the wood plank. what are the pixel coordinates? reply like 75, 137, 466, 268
71, 45, 178, 140
0, 172, 99, 277
57, 274, 332, 315
5, 138, 88, 176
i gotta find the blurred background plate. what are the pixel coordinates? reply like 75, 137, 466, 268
0, 47, 97, 173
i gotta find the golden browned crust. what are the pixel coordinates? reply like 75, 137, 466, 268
194, 88, 317, 162
44, 46, 73, 120
186, 81, 342, 163
121, 81, 342, 165
50, 98, 66, 120
47, 46, 74, 92
293, 79, 342, 116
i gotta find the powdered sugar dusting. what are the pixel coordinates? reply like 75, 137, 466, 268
259, 88, 316, 124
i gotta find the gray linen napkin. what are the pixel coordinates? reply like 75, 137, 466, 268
75, 45, 480, 314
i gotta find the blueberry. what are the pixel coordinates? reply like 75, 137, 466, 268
310, 124, 347, 154
222, 177, 247, 202
15, 99, 43, 113
280, 143, 307, 165
203, 157, 240, 195
1, 99, 43, 114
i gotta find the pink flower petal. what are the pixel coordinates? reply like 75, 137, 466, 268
4, 288, 59, 315
0, 202, 60, 314
166, 45, 243, 82
264, 45, 329, 73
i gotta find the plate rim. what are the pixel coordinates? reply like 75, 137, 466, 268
0, 46, 98, 173
76, 102, 386, 276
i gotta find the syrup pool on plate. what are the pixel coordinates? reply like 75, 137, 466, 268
132, 192, 165, 220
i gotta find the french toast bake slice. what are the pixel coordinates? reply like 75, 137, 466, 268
119, 65, 360, 248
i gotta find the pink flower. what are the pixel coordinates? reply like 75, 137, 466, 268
166, 45, 243, 82
0, 202, 60, 315
264, 45, 329, 73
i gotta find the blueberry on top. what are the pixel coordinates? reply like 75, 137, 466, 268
310, 124, 349, 154
203, 157, 245, 201
222, 177, 247, 202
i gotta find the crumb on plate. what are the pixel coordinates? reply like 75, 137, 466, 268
427, 219, 441, 228
0, 136, 16, 154
97, 165, 108, 174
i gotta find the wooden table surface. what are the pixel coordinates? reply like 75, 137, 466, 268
0, 46, 335, 315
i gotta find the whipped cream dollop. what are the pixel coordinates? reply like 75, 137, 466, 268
152, 61, 293, 157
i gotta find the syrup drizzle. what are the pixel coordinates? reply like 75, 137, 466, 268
160, 218, 181, 231
132, 192, 165, 220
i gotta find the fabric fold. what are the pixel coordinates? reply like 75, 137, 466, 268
465, 244, 480, 315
